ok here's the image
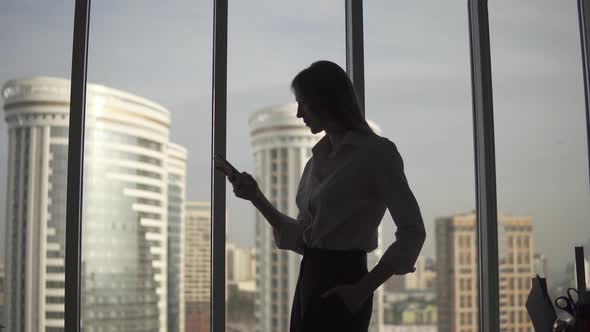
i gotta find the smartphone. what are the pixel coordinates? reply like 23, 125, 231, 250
214, 153, 239, 181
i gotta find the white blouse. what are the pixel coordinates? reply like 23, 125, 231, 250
272, 130, 426, 275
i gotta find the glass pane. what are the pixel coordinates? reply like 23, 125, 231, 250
83, 1, 212, 331
365, 2, 477, 332
0, 1, 75, 330
226, 2, 345, 331
490, 2, 590, 331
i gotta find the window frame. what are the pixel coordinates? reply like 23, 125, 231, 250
467, 1, 500, 331
60, 1, 590, 331
578, 0, 590, 192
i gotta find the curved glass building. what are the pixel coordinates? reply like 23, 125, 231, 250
2, 77, 187, 332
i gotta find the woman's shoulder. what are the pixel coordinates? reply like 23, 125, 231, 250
366, 133, 399, 153
364, 134, 404, 170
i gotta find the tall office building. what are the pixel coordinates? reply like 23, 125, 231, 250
184, 201, 211, 332
249, 103, 384, 332
436, 212, 534, 332
167, 144, 187, 332
226, 243, 256, 292
249, 103, 320, 332
2, 77, 185, 331
498, 215, 534, 331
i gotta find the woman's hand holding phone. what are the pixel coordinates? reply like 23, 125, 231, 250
214, 153, 239, 182
214, 154, 261, 202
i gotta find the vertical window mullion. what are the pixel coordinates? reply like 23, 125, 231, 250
577, 0, 590, 191
64, 0, 91, 331
211, 0, 228, 331
345, 0, 365, 116
467, 1, 500, 332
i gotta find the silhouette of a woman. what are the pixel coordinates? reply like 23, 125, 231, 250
226, 60, 426, 332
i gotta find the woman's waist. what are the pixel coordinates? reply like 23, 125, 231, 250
303, 246, 368, 267
303, 246, 366, 255
301, 246, 369, 282
303, 221, 379, 252
302, 233, 378, 254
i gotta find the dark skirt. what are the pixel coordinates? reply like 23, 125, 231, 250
290, 247, 374, 332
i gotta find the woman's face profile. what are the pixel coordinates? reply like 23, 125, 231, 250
296, 99, 325, 134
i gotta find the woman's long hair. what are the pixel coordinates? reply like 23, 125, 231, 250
291, 60, 376, 135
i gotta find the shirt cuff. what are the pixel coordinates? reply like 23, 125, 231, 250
378, 231, 425, 275
272, 218, 306, 255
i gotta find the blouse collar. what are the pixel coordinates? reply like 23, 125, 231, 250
311, 130, 371, 157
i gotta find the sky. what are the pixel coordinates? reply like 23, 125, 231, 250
1, 0, 589, 283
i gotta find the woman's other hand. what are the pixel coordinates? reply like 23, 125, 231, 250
231, 171, 261, 202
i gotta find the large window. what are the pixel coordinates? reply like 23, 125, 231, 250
364, 2, 477, 331
1, 2, 589, 331
225, 2, 345, 331
82, 1, 212, 331
490, 2, 590, 331
0, 1, 75, 331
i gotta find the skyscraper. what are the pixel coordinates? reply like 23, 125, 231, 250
435, 212, 481, 332
184, 201, 211, 332
226, 243, 256, 292
249, 103, 317, 332
249, 103, 384, 332
498, 215, 534, 332
167, 143, 187, 332
436, 212, 534, 332
2, 77, 185, 331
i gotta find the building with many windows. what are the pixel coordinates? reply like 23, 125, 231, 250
249, 103, 321, 332
184, 201, 212, 332
226, 243, 256, 292
436, 212, 535, 332
167, 143, 187, 332
498, 215, 535, 331
2, 77, 186, 331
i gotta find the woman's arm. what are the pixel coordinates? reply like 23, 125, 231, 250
251, 187, 297, 228
250, 183, 307, 254
356, 139, 426, 300
355, 189, 425, 303
230, 171, 298, 228
324, 139, 426, 312
230, 162, 310, 254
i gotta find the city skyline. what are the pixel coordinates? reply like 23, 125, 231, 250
0, 75, 559, 331
1, 3, 589, 331
436, 212, 537, 332
1, 2, 589, 281
0, 74, 571, 273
